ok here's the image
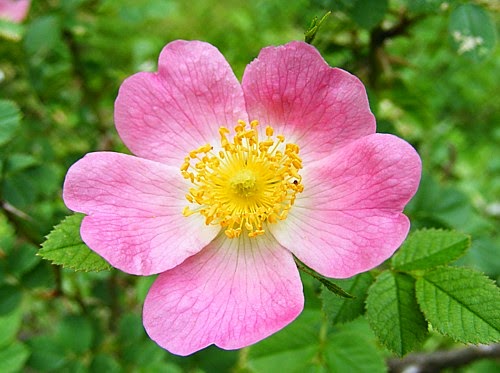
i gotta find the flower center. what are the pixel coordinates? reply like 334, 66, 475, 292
181, 120, 303, 238
230, 169, 257, 197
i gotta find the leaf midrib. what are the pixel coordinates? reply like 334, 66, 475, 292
422, 276, 500, 332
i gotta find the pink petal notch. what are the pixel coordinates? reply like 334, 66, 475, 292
63, 152, 219, 275
115, 40, 248, 164
242, 41, 376, 163
143, 233, 304, 356
270, 134, 422, 278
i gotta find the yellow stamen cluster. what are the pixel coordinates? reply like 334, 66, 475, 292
181, 120, 303, 238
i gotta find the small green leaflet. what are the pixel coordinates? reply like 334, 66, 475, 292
407, 0, 443, 14
324, 329, 386, 373
247, 310, 320, 372
449, 4, 497, 62
366, 271, 428, 356
0, 307, 23, 349
295, 259, 353, 298
304, 11, 331, 44
39, 214, 111, 272
27, 335, 67, 371
392, 229, 471, 271
0, 342, 30, 373
416, 267, 500, 344
321, 272, 374, 325
57, 315, 94, 355
0, 100, 21, 148
0, 285, 22, 315
349, 0, 388, 30
0, 19, 24, 42
0, 213, 16, 255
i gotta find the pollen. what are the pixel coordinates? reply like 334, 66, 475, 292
181, 120, 304, 238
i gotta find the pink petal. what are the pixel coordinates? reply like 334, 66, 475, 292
242, 41, 375, 163
270, 134, 421, 278
0, 0, 30, 23
63, 152, 219, 275
115, 40, 248, 164
143, 233, 304, 356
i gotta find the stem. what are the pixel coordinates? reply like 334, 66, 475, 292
388, 343, 500, 372
234, 347, 250, 372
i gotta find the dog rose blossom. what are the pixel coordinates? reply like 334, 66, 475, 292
63, 40, 421, 355
0, 0, 30, 23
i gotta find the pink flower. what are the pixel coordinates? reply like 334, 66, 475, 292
63, 40, 421, 355
0, 0, 30, 23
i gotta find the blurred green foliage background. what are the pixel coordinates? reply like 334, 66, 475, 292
0, 0, 498, 371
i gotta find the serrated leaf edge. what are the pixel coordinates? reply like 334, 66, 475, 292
39, 214, 111, 272
415, 267, 500, 344
38, 242, 111, 272
392, 228, 471, 271
366, 271, 428, 356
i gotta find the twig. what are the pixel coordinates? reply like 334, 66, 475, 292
368, 12, 425, 87
388, 344, 500, 373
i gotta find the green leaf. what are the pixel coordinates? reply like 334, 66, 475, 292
464, 359, 500, 373
349, 0, 388, 30
321, 272, 374, 325
249, 345, 317, 373
392, 229, 471, 271
0, 307, 23, 348
21, 261, 55, 290
0, 342, 30, 373
62, 360, 87, 373
39, 214, 111, 272
248, 310, 385, 372
0, 100, 21, 148
24, 15, 61, 57
57, 315, 94, 354
248, 309, 321, 372
122, 339, 167, 367
248, 310, 321, 373
457, 236, 500, 278
405, 172, 489, 233
117, 313, 174, 367
449, 4, 497, 62
0, 212, 16, 256
408, 0, 445, 14
0, 285, 22, 315
27, 336, 67, 371
119, 313, 146, 342
2, 162, 63, 208
7, 244, 40, 278
416, 267, 500, 344
90, 354, 122, 373
136, 275, 156, 303
0, 19, 24, 42
324, 328, 386, 373
4, 153, 39, 173
366, 271, 428, 356
188, 345, 236, 369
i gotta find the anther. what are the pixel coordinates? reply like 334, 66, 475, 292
181, 120, 303, 238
